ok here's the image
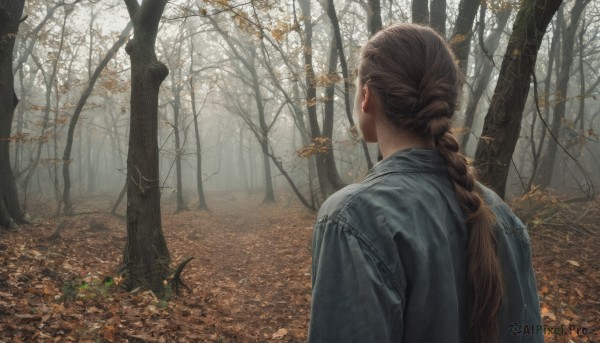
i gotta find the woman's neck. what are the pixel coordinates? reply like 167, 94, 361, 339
376, 118, 434, 159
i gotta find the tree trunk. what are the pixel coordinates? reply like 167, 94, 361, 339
111, 182, 127, 214
62, 22, 132, 214
535, 0, 589, 188
322, 34, 345, 193
292, 83, 317, 207
193, 112, 207, 209
52, 75, 61, 215
13, 60, 34, 177
429, 0, 446, 36
527, 17, 560, 191
86, 125, 95, 194
460, 7, 512, 152
364, 0, 383, 161
265, 146, 315, 210
188, 40, 208, 210
366, 0, 382, 35
0, 1, 26, 229
170, 67, 187, 212
449, 0, 480, 76
298, 0, 338, 199
575, 19, 585, 132
474, 0, 562, 199
324, 0, 374, 170
411, 0, 429, 25
259, 140, 275, 203
121, 0, 170, 294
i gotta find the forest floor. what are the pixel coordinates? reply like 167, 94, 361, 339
0, 191, 599, 342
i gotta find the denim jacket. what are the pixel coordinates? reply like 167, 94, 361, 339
309, 148, 542, 342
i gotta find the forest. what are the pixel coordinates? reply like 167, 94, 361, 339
0, 0, 599, 341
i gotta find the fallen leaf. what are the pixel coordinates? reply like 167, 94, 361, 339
541, 306, 556, 321
272, 328, 288, 339
15, 313, 37, 319
566, 260, 580, 267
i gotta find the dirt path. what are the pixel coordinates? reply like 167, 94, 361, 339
166, 197, 314, 342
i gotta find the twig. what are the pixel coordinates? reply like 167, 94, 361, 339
47, 221, 67, 240
574, 205, 593, 224
169, 257, 194, 296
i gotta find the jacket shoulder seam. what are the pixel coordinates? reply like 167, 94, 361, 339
324, 217, 406, 300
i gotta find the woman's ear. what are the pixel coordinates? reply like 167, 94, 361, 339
362, 85, 370, 113
362, 85, 379, 116
357, 84, 378, 142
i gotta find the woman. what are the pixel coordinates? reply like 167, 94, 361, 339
309, 24, 542, 343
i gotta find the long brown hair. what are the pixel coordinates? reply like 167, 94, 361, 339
358, 23, 503, 342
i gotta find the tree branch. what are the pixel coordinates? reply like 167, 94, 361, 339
123, 0, 139, 18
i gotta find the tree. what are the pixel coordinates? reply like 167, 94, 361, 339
209, 17, 276, 203
474, 0, 563, 199
534, 0, 591, 188
460, 6, 512, 152
430, 0, 447, 36
449, 0, 480, 75
120, 0, 171, 294
62, 22, 133, 214
298, 0, 344, 198
188, 35, 208, 211
411, 0, 445, 35
412, 0, 429, 25
323, 0, 374, 170
0, 0, 26, 228
21, 4, 73, 212
11, 1, 72, 184
162, 35, 188, 212
366, 0, 382, 35
527, 16, 561, 191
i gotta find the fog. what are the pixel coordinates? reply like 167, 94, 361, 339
7, 0, 600, 216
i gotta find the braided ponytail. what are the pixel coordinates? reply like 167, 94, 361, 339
359, 23, 504, 342
430, 119, 503, 343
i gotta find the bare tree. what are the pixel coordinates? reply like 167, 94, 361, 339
474, 0, 562, 198
21, 5, 74, 211
535, 0, 591, 188
297, 0, 345, 198
120, 0, 171, 294
188, 36, 208, 211
0, 0, 26, 228
162, 35, 189, 212
322, 0, 374, 169
460, 6, 512, 152
209, 18, 277, 203
527, 16, 561, 191
62, 22, 133, 214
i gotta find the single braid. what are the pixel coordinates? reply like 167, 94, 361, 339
430, 123, 503, 343
360, 24, 504, 342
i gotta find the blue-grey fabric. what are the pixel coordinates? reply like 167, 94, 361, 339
309, 148, 543, 343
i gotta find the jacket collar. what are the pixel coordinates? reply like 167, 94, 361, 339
362, 147, 447, 183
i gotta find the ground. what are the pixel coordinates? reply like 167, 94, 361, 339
0, 191, 598, 342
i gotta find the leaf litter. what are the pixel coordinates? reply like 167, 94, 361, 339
0, 192, 598, 342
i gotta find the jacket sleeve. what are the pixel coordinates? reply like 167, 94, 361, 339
309, 218, 404, 343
